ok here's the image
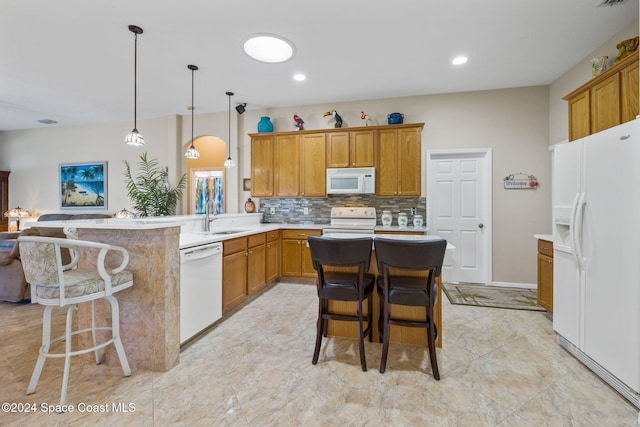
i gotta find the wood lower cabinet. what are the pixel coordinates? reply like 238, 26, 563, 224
565, 50, 639, 141
247, 233, 266, 294
222, 237, 248, 312
280, 229, 322, 277
537, 239, 553, 312
265, 230, 280, 283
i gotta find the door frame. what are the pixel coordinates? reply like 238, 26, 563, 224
426, 148, 492, 285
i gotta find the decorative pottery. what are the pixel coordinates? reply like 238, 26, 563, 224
397, 212, 408, 228
381, 210, 392, 227
387, 112, 404, 125
413, 215, 423, 228
257, 116, 274, 133
590, 56, 608, 77
615, 36, 639, 63
244, 198, 256, 213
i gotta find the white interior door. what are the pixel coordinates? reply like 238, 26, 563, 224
427, 149, 491, 284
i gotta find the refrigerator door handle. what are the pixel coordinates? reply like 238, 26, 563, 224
569, 192, 580, 265
574, 192, 586, 271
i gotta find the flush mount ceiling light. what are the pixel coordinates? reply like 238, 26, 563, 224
293, 73, 306, 82
224, 91, 236, 169
125, 25, 145, 147
452, 56, 468, 65
184, 65, 200, 160
243, 34, 295, 63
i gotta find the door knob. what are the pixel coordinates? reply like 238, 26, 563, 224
478, 223, 484, 229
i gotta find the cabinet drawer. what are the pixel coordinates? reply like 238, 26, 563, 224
266, 230, 279, 242
224, 237, 247, 255
248, 233, 266, 248
537, 239, 553, 257
281, 229, 322, 239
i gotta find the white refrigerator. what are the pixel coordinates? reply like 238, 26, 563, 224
552, 118, 640, 408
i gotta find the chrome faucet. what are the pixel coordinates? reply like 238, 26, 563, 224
204, 199, 217, 232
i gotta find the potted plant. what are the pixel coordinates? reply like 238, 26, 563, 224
123, 152, 186, 217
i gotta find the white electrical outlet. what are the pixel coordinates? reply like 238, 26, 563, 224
303, 207, 309, 215
270, 208, 275, 214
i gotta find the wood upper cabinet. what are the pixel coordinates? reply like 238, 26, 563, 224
565, 50, 639, 141
251, 135, 274, 197
274, 134, 300, 197
621, 57, 639, 123
326, 130, 374, 168
300, 133, 326, 197
591, 73, 620, 134
376, 126, 422, 196
250, 123, 422, 198
568, 91, 591, 141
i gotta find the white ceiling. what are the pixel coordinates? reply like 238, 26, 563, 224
1, 0, 638, 131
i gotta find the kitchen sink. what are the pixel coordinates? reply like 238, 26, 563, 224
196, 229, 248, 236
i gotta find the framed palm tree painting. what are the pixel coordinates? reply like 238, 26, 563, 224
59, 161, 107, 209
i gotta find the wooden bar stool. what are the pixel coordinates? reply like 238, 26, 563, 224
18, 235, 133, 406
374, 237, 447, 379
308, 236, 374, 371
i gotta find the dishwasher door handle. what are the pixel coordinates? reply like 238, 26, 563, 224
181, 244, 222, 263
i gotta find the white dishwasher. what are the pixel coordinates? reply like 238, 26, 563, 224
180, 242, 223, 344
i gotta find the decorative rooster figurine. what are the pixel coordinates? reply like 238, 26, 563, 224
293, 113, 304, 130
361, 111, 371, 126
323, 110, 343, 128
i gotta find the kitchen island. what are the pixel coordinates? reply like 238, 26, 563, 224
322, 232, 453, 348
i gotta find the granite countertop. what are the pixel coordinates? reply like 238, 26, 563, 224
534, 234, 553, 242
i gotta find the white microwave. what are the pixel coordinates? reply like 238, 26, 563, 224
326, 167, 375, 194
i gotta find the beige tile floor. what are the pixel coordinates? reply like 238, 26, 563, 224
1, 282, 638, 426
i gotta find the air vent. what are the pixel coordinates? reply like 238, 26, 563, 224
37, 119, 58, 125
597, 0, 628, 6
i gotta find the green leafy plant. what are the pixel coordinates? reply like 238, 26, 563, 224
123, 152, 186, 217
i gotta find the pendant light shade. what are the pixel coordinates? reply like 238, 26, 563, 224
125, 25, 144, 147
224, 91, 236, 169
185, 65, 200, 159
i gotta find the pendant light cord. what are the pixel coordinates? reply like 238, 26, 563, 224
133, 31, 138, 130
191, 68, 194, 145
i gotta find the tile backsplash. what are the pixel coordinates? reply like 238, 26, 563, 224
254, 195, 426, 225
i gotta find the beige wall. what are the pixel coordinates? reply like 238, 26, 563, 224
549, 18, 639, 144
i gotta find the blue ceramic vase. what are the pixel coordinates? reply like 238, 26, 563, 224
257, 116, 274, 133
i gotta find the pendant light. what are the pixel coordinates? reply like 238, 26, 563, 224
125, 25, 144, 147
184, 65, 200, 159
224, 91, 236, 169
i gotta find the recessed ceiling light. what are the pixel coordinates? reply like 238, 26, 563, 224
243, 34, 295, 63
452, 56, 468, 65
293, 73, 306, 81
